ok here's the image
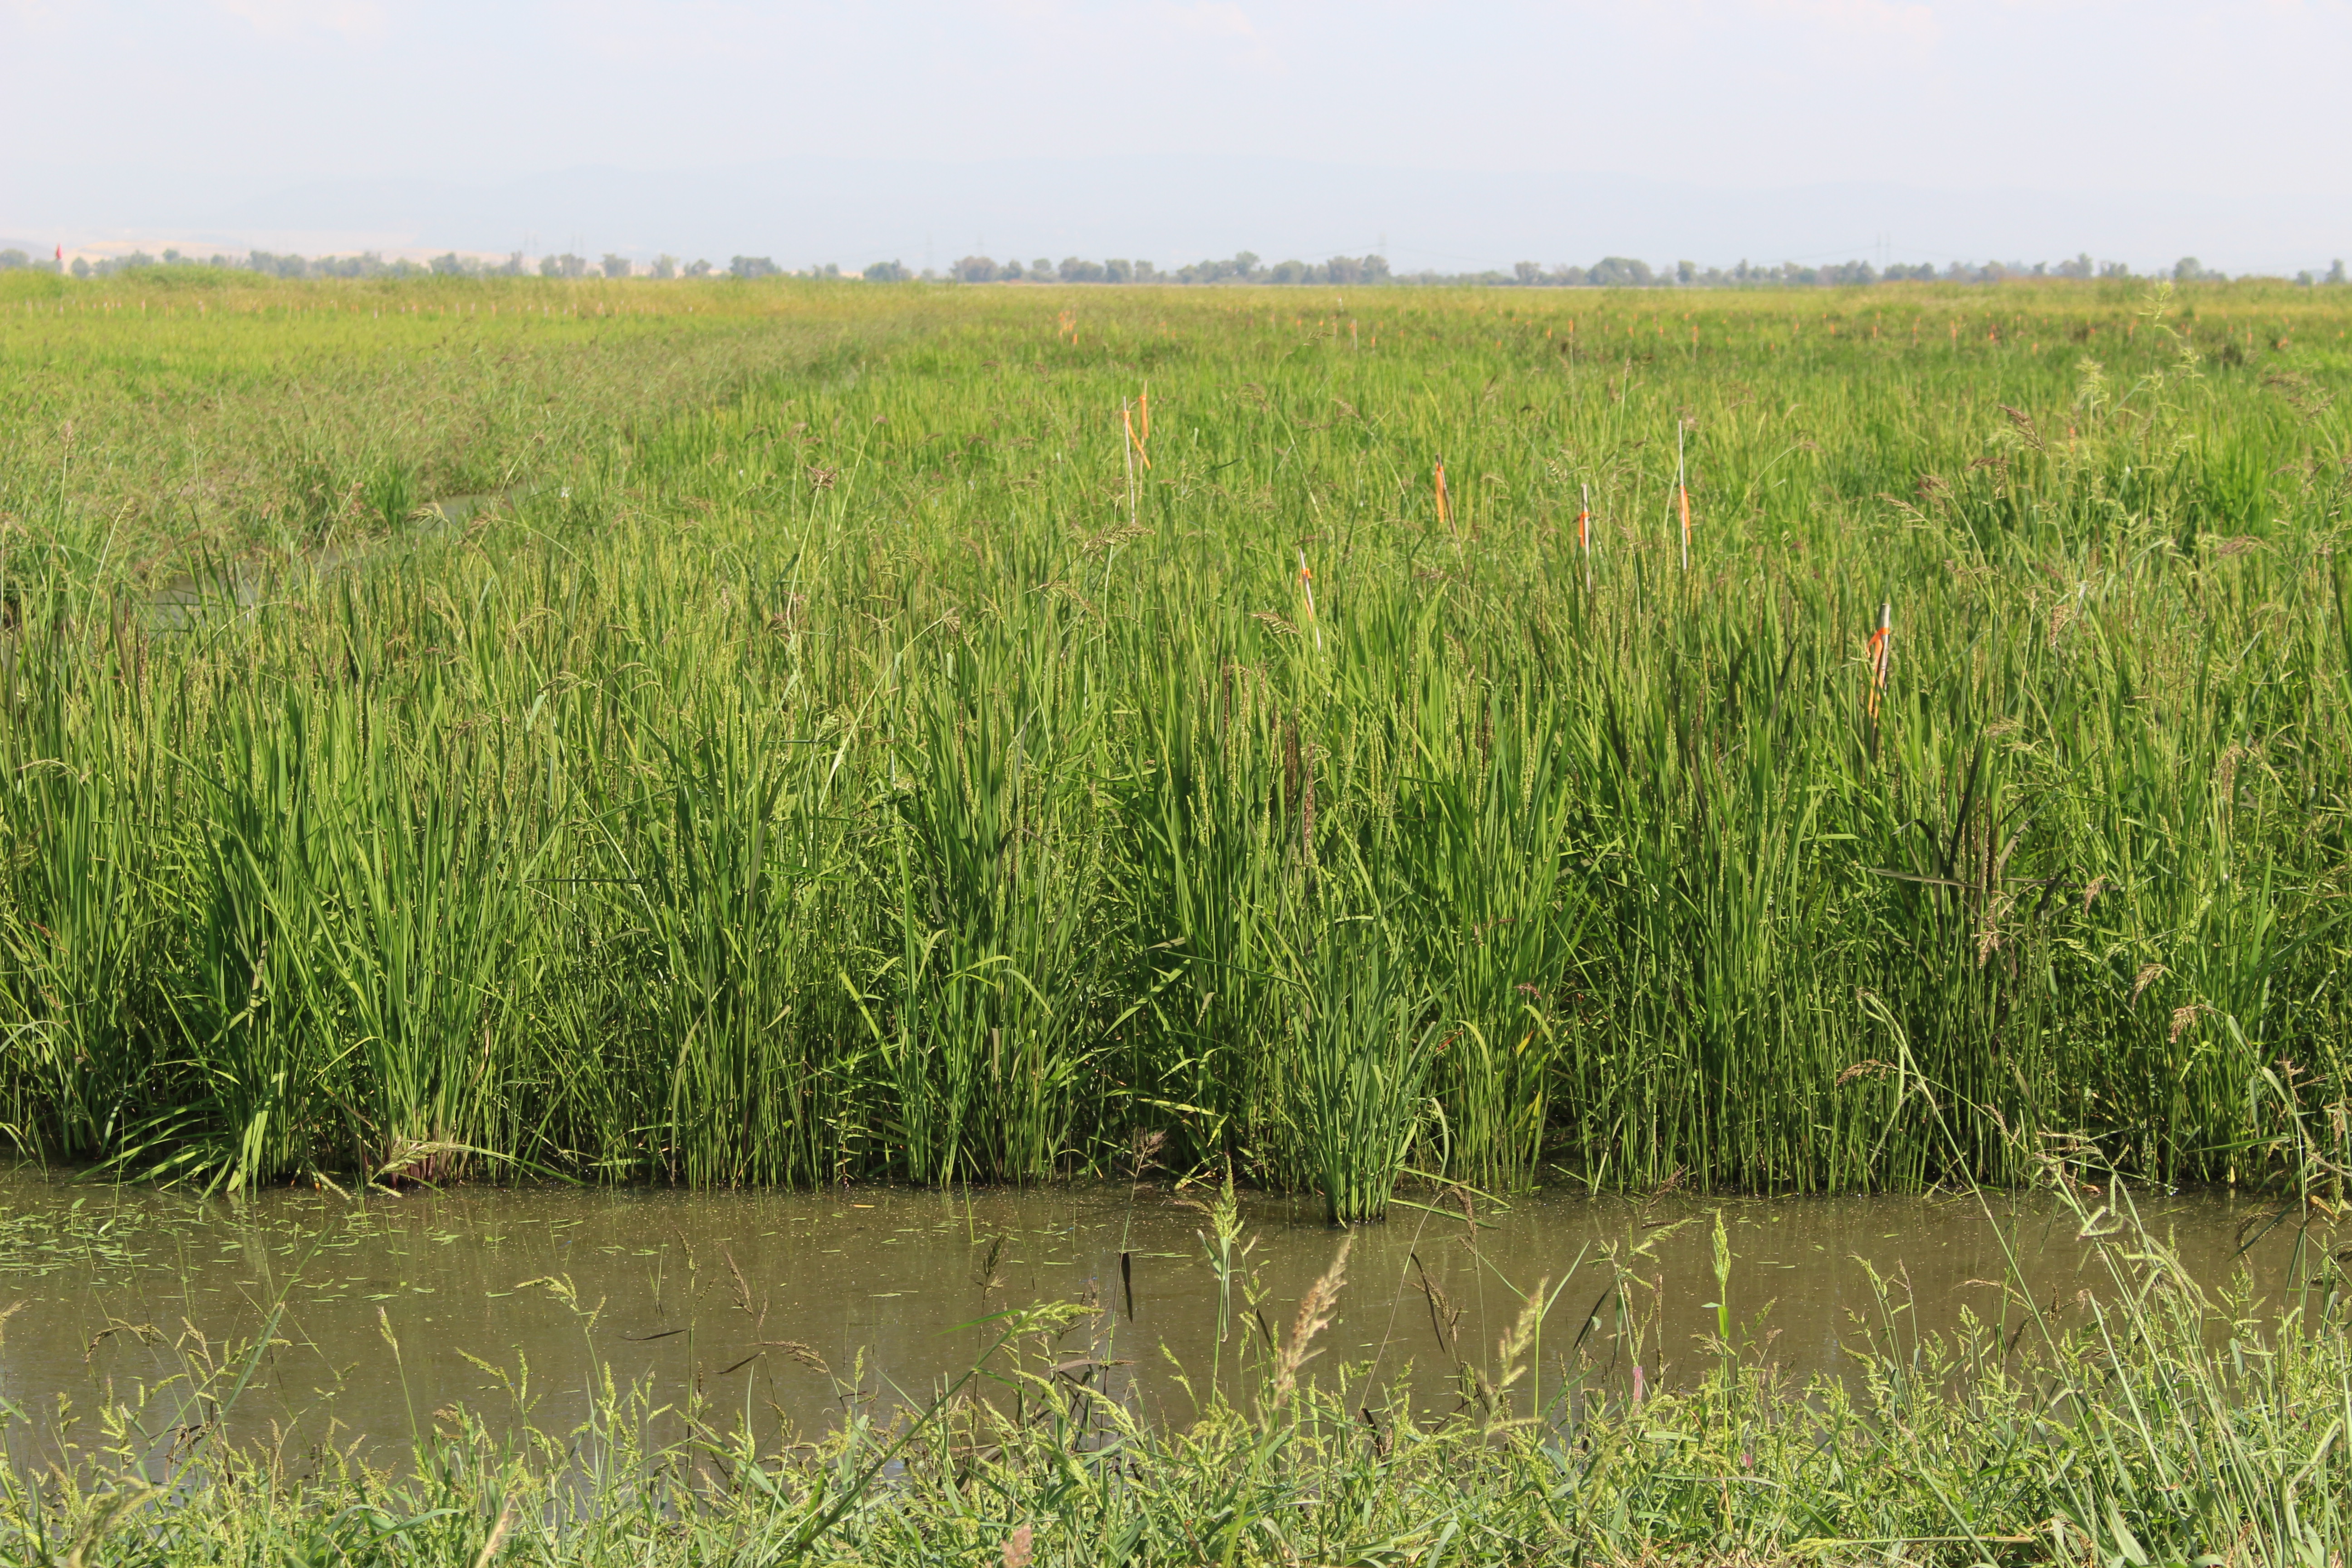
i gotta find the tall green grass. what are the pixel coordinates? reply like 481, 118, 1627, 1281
1, 276, 2348, 1213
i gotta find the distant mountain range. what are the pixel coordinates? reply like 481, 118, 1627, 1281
9, 155, 2344, 277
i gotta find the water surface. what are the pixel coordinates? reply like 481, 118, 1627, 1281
0, 1171, 2331, 1466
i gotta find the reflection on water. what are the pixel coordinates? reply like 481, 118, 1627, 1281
142, 488, 522, 632
0, 1168, 2333, 1465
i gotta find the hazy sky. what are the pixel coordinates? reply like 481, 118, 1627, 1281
5, 1, 2349, 269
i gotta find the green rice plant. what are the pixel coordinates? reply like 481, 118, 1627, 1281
1391, 650, 1582, 1193
613, 703, 860, 1186
309, 699, 544, 1184
1278, 902, 1435, 1224
161, 689, 349, 1192
0, 610, 173, 1160
1121, 644, 1304, 1176
874, 616, 1111, 1183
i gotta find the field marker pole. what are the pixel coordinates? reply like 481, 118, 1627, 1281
1867, 601, 1892, 725
1676, 422, 1691, 573
1122, 399, 1137, 529
1579, 482, 1592, 592
1435, 457, 1460, 560
1122, 385, 1153, 531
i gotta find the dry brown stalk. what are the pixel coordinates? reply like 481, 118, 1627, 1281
472, 1496, 519, 1568
1273, 1235, 1352, 1409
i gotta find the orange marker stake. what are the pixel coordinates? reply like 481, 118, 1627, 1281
1867, 602, 1893, 722
1123, 404, 1150, 469
1120, 383, 1154, 529
1676, 423, 1691, 573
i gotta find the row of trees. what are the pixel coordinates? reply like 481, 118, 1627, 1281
943, 253, 1393, 285
8, 246, 2347, 289
934, 251, 2352, 288
0, 248, 728, 281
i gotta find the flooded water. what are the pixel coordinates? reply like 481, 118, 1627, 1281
144, 488, 521, 632
0, 1169, 2334, 1467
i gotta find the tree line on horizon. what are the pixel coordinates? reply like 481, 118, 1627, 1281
5, 245, 2347, 289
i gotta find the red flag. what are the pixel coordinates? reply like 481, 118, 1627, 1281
54, 245, 62, 262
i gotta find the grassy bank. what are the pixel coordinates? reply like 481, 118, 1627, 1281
6, 1163, 2347, 1564
1, 275, 2349, 1210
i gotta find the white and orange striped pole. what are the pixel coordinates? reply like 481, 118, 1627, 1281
1298, 549, 1321, 652
1676, 422, 1691, 573
1435, 456, 1459, 559
1867, 601, 1892, 722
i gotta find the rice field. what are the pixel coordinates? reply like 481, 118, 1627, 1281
2, 269, 2349, 1214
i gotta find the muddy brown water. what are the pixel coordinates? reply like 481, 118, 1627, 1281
0, 1169, 2334, 1468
